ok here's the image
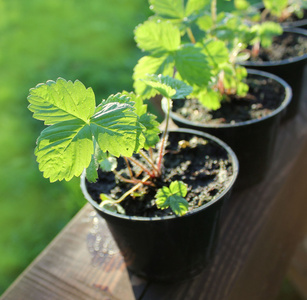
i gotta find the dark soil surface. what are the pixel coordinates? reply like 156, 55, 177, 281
249, 31, 307, 62
86, 131, 235, 218
172, 74, 285, 124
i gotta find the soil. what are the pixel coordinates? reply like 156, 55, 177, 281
172, 74, 285, 124
249, 31, 307, 62
86, 131, 235, 218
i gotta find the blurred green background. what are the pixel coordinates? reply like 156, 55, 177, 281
0, 0, 303, 299
0, 0, 151, 293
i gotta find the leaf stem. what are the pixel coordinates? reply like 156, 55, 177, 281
116, 175, 151, 203
211, 0, 217, 27
124, 157, 134, 179
139, 150, 159, 175
127, 156, 155, 177
157, 97, 171, 175
187, 27, 196, 44
113, 170, 154, 186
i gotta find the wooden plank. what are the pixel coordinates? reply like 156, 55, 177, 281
1, 205, 148, 300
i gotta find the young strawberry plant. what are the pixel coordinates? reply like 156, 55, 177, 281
28, 76, 193, 216
133, 0, 282, 110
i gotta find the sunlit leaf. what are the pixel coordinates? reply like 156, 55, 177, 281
35, 119, 93, 182
142, 74, 193, 99
185, 0, 210, 17
91, 100, 145, 157
28, 78, 95, 125
175, 45, 211, 87
134, 20, 181, 53
133, 55, 174, 98
149, 0, 185, 19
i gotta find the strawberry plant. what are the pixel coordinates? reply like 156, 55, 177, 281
28, 76, 193, 216
133, 0, 282, 110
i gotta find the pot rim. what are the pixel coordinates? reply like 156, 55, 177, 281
170, 68, 292, 129
242, 28, 307, 66
80, 128, 239, 222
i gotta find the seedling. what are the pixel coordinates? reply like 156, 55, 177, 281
133, 0, 282, 110
28, 75, 193, 216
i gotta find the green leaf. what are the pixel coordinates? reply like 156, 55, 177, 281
133, 55, 174, 98
257, 22, 283, 48
197, 14, 213, 31
234, 0, 249, 10
185, 0, 210, 17
28, 78, 95, 125
99, 196, 126, 215
197, 88, 222, 110
149, 0, 185, 19
263, 0, 288, 17
85, 154, 99, 183
100, 156, 118, 172
175, 45, 211, 87
35, 119, 93, 182
155, 181, 189, 216
201, 39, 229, 69
139, 113, 161, 149
134, 20, 181, 53
142, 74, 193, 99
91, 99, 145, 157
122, 92, 160, 149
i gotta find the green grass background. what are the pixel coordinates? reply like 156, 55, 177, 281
0, 0, 302, 299
0, 0, 150, 293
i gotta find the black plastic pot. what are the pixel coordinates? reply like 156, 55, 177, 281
170, 69, 292, 190
241, 28, 307, 119
81, 128, 239, 283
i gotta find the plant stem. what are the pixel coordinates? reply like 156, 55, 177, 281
187, 27, 196, 44
113, 170, 153, 186
139, 150, 159, 175
127, 156, 155, 177
124, 157, 134, 179
116, 175, 151, 203
211, 0, 217, 27
157, 97, 171, 175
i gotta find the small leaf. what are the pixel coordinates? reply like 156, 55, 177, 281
197, 88, 222, 110
263, 0, 288, 17
100, 156, 118, 172
99, 196, 126, 215
185, 0, 210, 17
142, 74, 193, 99
174, 45, 212, 87
28, 78, 95, 125
149, 0, 185, 19
133, 55, 174, 98
234, 0, 249, 10
134, 20, 181, 53
257, 22, 283, 48
86, 155, 99, 183
197, 14, 213, 32
139, 114, 161, 149
155, 181, 189, 216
